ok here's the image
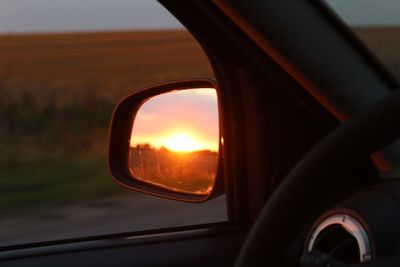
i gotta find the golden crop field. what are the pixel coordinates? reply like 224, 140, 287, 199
0, 30, 213, 104
354, 27, 400, 80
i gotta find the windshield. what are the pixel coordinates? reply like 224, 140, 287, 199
323, 0, 400, 83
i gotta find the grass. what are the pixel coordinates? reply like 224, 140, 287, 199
0, 156, 119, 214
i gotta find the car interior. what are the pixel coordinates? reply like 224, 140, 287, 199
1, 1, 400, 266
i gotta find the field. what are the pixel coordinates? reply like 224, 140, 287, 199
0, 30, 213, 215
130, 145, 218, 195
354, 27, 400, 80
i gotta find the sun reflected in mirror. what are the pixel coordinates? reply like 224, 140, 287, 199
129, 88, 219, 195
164, 132, 202, 152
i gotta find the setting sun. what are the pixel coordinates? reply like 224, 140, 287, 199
130, 88, 219, 152
164, 132, 202, 152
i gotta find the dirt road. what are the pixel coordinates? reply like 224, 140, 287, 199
0, 192, 227, 247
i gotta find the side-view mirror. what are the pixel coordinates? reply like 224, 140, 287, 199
108, 79, 222, 202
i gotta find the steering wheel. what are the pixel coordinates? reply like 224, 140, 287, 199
236, 90, 400, 267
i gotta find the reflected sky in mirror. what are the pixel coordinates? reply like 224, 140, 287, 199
131, 89, 218, 152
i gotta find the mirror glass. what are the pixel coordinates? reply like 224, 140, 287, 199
130, 88, 219, 195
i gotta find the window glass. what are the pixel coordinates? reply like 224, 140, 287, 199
324, 0, 400, 82
0, 0, 226, 247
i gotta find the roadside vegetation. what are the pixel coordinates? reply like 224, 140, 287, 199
130, 144, 218, 195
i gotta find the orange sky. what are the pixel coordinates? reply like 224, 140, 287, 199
130, 88, 219, 152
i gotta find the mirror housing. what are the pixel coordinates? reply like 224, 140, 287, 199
108, 79, 222, 202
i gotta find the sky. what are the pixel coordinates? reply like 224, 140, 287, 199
0, 1, 399, 33
325, 0, 400, 26
0, 0, 183, 33
131, 89, 219, 152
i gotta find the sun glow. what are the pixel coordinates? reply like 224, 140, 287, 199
164, 132, 203, 152
132, 130, 218, 152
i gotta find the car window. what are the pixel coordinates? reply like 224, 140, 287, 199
0, 0, 227, 248
323, 0, 400, 83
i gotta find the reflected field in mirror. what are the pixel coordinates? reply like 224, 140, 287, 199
130, 88, 219, 195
